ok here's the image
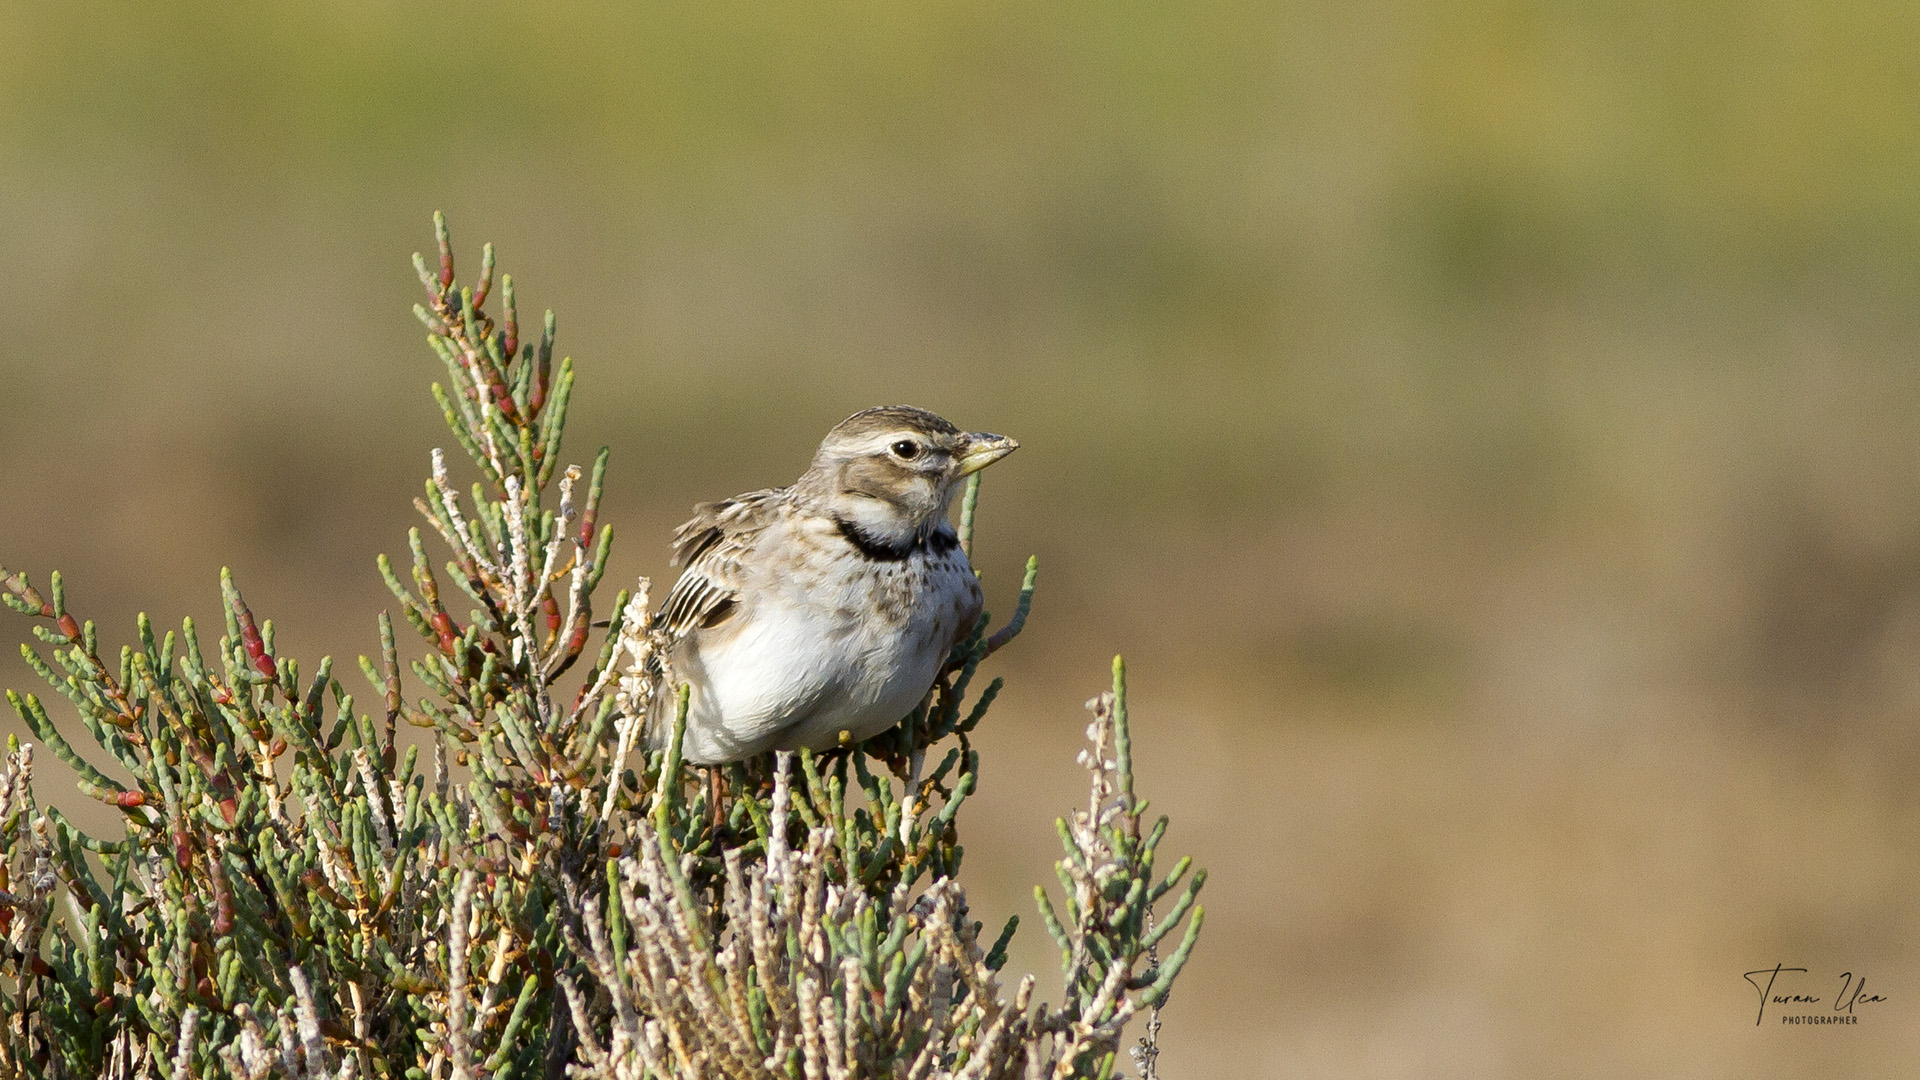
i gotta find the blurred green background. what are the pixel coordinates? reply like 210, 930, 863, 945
7, 1, 1920, 1074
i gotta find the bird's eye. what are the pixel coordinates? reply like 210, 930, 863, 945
890, 440, 920, 460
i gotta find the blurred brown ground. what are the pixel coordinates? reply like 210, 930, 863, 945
7, 1, 1920, 1075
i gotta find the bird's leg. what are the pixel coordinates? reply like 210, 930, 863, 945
707, 766, 726, 832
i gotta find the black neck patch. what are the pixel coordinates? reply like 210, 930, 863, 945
833, 517, 960, 561
834, 516, 915, 560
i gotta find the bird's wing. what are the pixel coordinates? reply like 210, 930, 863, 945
651, 488, 786, 641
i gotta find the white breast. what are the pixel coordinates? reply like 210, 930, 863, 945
672, 524, 978, 762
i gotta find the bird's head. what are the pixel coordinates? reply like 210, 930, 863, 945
800, 405, 1018, 546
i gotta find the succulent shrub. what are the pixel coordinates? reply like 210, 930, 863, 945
0, 217, 1204, 1080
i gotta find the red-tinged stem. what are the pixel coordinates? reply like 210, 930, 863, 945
578, 503, 598, 550
192, 749, 240, 822
413, 554, 471, 662
0, 567, 48, 613
449, 557, 505, 626
430, 611, 461, 658
531, 352, 549, 415
14, 582, 153, 729
563, 617, 590, 665
489, 376, 523, 426
230, 595, 275, 681
300, 869, 347, 911
207, 859, 235, 935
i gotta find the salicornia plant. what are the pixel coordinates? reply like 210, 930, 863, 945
0, 215, 1203, 1080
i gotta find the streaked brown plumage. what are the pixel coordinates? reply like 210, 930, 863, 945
644, 406, 1018, 763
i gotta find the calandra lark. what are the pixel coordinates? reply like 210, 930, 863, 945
646, 406, 1018, 763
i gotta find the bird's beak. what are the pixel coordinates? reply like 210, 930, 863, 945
956, 433, 1019, 476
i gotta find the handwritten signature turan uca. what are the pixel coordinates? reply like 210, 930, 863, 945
1744, 965, 1887, 1025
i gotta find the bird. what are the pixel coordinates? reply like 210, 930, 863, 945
643, 405, 1019, 764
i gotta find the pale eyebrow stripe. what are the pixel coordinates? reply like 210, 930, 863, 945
842, 431, 947, 455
